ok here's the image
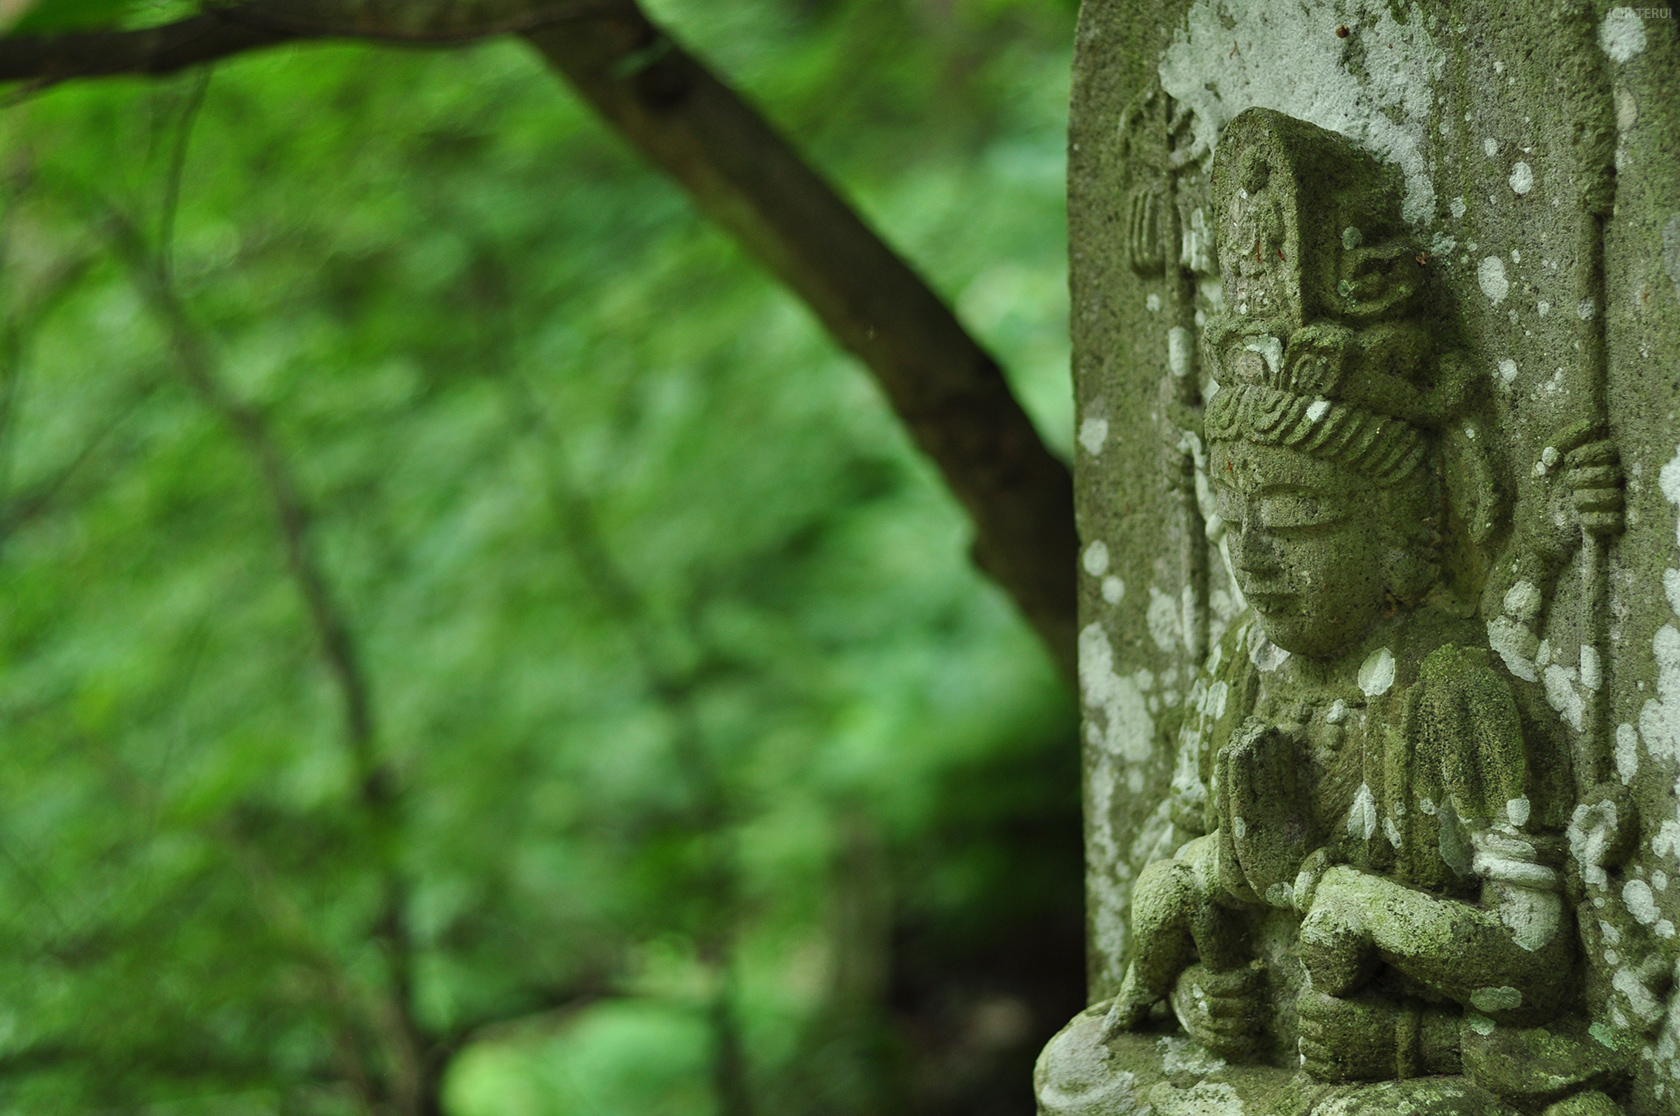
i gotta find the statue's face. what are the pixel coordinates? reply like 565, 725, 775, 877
1210, 439, 1388, 660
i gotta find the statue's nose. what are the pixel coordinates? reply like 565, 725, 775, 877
1231, 524, 1283, 575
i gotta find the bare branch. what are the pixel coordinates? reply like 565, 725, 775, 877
0, 1, 625, 84
0, 12, 289, 83
523, 6, 1078, 682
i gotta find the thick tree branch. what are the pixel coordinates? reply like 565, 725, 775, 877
0, 12, 287, 82
521, 11, 1078, 683
0, 0, 1080, 683
0, 1, 618, 82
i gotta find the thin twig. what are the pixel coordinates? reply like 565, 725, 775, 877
103, 203, 435, 1111
158, 65, 210, 282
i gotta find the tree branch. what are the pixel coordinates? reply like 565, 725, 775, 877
107, 209, 439, 1113
0, 0, 1079, 683
0, 12, 288, 82
522, 8, 1077, 683
0, 1, 622, 83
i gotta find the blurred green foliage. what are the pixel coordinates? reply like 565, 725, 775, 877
0, 0, 1082, 1112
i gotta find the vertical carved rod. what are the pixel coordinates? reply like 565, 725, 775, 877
1567, 0, 1617, 799
1164, 193, 1209, 668
1120, 86, 1208, 671
1552, 0, 1618, 801
1576, 209, 1610, 794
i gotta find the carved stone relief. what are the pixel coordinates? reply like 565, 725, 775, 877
1044, 3, 1680, 1113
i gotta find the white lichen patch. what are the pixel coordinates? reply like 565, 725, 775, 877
1247, 625, 1290, 672
1079, 622, 1159, 983
1358, 646, 1395, 697
1663, 214, 1680, 307
1103, 576, 1126, 605
1617, 723, 1640, 784
1158, 1034, 1227, 1076
1487, 616, 1539, 681
1626, 878, 1662, 927
1655, 819, 1680, 861
1498, 886, 1562, 952
1544, 662, 1586, 732
1159, 0, 1445, 224
1497, 358, 1518, 385
1570, 797, 1621, 889
1083, 541, 1111, 577
1599, 6, 1648, 64
1509, 161, 1534, 196
1243, 334, 1283, 375
1149, 587, 1182, 653
1478, 255, 1510, 304
1504, 580, 1542, 621
1079, 625, 1156, 769
1349, 782, 1378, 841
1078, 416, 1110, 456
1035, 1016, 1141, 1114
1613, 965, 1667, 1026
1202, 679, 1229, 721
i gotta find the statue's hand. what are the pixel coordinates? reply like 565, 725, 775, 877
1217, 718, 1308, 906
1296, 988, 1398, 1082
1296, 865, 1378, 996
1169, 961, 1266, 1061
1563, 435, 1623, 539
1519, 422, 1623, 563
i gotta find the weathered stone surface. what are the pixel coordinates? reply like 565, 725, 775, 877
1054, 2, 1680, 1112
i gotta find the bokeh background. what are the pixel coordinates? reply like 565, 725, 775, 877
0, 1, 1084, 1111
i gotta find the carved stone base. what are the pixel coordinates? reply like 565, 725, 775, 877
1031, 1003, 1602, 1116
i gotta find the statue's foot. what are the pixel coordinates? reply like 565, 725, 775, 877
1169, 961, 1266, 1061
1102, 962, 1157, 1037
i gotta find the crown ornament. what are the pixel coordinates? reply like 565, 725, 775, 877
1201, 109, 1474, 487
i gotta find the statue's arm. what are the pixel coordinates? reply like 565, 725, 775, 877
1297, 861, 1572, 1022
1297, 646, 1574, 1022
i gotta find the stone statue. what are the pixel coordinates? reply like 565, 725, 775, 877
1039, 107, 1637, 1116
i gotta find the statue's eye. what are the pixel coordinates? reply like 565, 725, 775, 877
1255, 494, 1345, 530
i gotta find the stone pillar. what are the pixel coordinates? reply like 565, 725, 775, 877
1044, 3, 1680, 1113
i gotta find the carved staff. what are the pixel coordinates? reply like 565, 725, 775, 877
1559, 3, 1620, 797
1120, 89, 1209, 667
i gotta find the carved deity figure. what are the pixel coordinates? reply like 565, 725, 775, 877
1040, 110, 1630, 1116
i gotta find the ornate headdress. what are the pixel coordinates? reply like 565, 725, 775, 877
1201, 110, 1470, 488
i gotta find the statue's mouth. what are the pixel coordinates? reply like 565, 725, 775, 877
1242, 590, 1295, 613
